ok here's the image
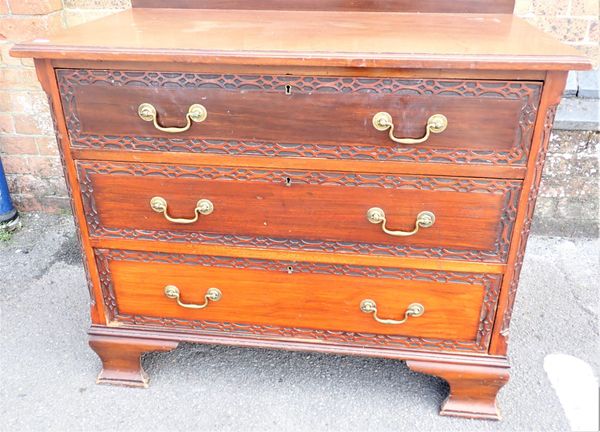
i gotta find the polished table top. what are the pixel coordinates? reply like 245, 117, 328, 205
11, 8, 590, 70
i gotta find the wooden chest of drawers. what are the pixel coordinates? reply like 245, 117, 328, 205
12, 0, 589, 421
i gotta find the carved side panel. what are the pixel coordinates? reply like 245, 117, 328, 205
44, 90, 96, 307
95, 249, 502, 353
78, 161, 522, 262
501, 105, 559, 335
57, 69, 541, 166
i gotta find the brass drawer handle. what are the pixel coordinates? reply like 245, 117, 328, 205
138, 103, 207, 133
367, 208, 435, 237
372, 112, 448, 145
360, 300, 425, 325
164, 285, 222, 309
150, 196, 214, 224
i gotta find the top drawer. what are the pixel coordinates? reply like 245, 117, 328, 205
58, 69, 541, 167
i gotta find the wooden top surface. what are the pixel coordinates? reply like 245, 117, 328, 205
11, 8, 590, 70
131, 0, 516, 14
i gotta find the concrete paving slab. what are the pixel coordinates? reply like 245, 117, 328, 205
555, 98, 600, 131
564, 71, 578, 97
578, 70, 600, 99
1, 213, 598, 431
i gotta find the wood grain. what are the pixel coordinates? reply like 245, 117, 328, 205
10, 9, 590, 70
489, 71, 569, 355
107, 255, 487, 341
89, 333, 179, 387
132, 0, 515, 13
33, 60, 108, 325
59, 69, 540, 167
49, 59, 549, 81
15, 0, 586, 419
78, 161, 521, 262
71, 148, 528, 180
89, 237, 507, 274
406, 360, 510, 420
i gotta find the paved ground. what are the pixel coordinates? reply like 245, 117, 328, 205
1, 213, 598, 431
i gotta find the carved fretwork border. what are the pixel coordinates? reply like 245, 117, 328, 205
95, 249, 502, 353
57, 69, 541, 166
501, 104, 559, 335
78, 161, 522, 262
46, 92, 96, 307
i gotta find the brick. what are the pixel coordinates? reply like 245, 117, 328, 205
46, 176, 68, 196
0, 68, 41, 90
63, 8, 120, 28
531, 0, 569, 16
20, 57, 35, 67
11, 195, 69, 213
7, 173, 45, 195
0, 113, 14, 133
36, 136, 59, 155
0, 0, 9, 15
0, 135, 38, 154
571, 44, 599, 69
27, 155, 62, 177
13, 112, 53, 135
0, 12, 64, 42
39, 195, 71, 213
588, 20, 598, 44
0, 42, 22, 66
1, 154, 30, 174
570, 0, 600, 16
0, 91, 11, 111
9, 91, 48, 114
531, 17, 590, 43
11, 193, 44, 212
6, 173, 66, 196
63, 0, 130, 8
7, 0, 62, 15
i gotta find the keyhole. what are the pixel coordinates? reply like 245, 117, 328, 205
285, 85, 292, 95
284, 177, 292, 187
287, 266, 294, 274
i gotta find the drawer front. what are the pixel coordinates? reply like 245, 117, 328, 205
78, 161, 521, 262
59, 69, 541, 166
96, 249, 502, 353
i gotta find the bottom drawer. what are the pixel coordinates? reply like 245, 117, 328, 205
96, 249, 502, 353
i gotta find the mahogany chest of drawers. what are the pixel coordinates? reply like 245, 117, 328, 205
12, 0, 590, 421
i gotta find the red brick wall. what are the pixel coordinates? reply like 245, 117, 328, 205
0, 1, 123, 212
0, 1, 598, 214
516, 0, 599, 66
0, 0, 69, 211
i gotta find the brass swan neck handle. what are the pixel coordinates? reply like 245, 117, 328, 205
150, 196, 214, 224
367, 208, 435, 237
372, 112, 448, 145
360, 300, 425, 325
138, 103, 207, 134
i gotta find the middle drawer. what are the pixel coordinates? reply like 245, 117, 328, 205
77, 161, 522, 263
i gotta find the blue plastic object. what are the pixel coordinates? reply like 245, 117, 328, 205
0, 158, 18, 223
